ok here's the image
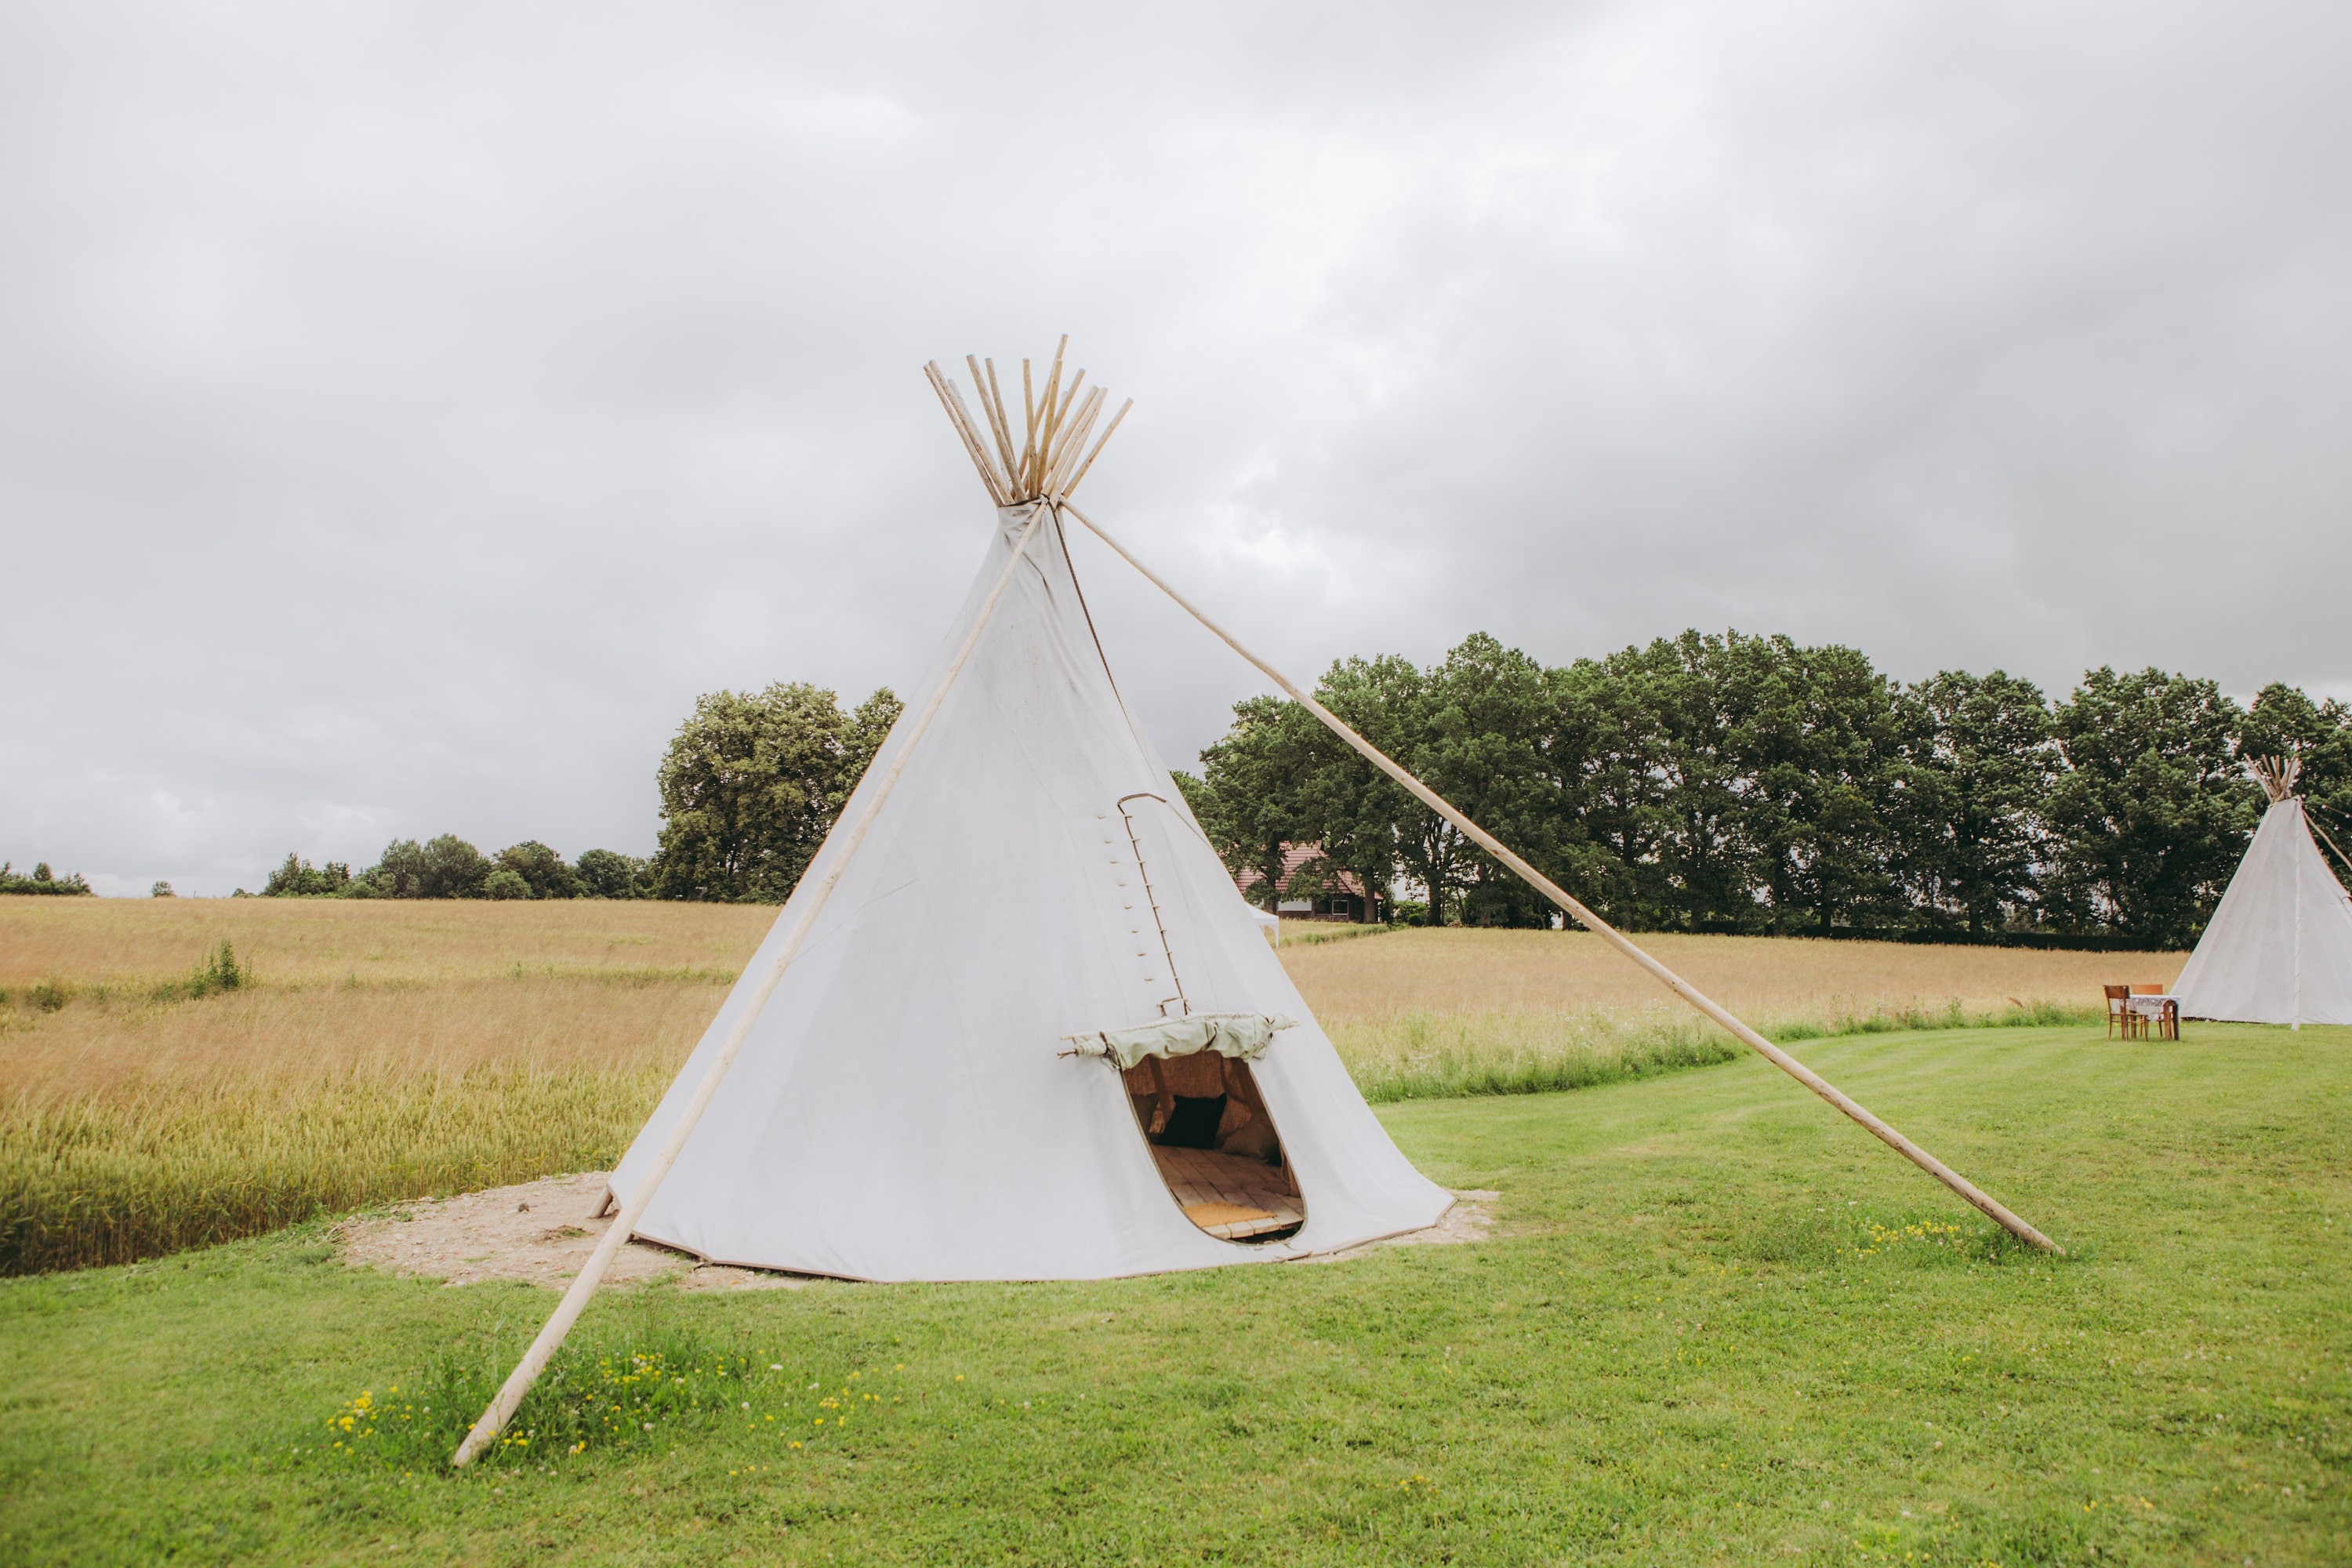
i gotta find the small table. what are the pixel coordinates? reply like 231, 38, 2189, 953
2123, 994, 2180, 1039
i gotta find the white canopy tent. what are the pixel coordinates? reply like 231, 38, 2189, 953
2170, 758, 2352, 1028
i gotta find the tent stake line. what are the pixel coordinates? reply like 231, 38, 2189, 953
450, 505, 1053, 1468
1061, 499, 2062, 1256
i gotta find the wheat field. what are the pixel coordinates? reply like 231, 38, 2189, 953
0, 899, 771, 1272
1285, 925, 2180, 1099
1, 898, 2180, 1271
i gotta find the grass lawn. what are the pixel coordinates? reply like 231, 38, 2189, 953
2, 1022, 2344, 1566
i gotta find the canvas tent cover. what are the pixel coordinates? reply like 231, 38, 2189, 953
608, 503, 1452, 1280
2170, 797, 2352, 1026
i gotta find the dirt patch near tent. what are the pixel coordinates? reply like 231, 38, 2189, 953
1311, 1189, 1497, 1262
337, 1174, 1495, 1288
336, 1171, 801, 1293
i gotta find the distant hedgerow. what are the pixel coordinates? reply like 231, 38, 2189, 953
0, 862, 93, 897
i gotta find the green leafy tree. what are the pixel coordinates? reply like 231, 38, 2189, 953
1279, 665, 1409, 924
2046, 668, 2259, 944
1167, 770, 1218, 834
1196, 695, 1325, 910
353, 835, 492, 899
0, 862, 94, 896
1564, 633, 1907, 934
1738, 637, 1905, 934
1416, 634, 1564, 927
494, 841, 579, 900
357, 840, 426, 898
1548, 655, 1678, 929
1176, 627, 2348, 946
1307, 655, 1466, 923
262, 855, 353, 898
651, 683, 903, 902
1578, 634, 1764, 932
2238, 684, 2352, 866
575, 848, 652, 900
422, 836, 493, 898
1889, 671, 2056, 935
483, 868, 532, 900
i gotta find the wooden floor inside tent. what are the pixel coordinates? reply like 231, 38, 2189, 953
1151, 1146, 1305, 1240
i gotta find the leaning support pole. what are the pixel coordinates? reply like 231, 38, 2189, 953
1062, 501, 2061, 1254
451, 506, 1051, 1467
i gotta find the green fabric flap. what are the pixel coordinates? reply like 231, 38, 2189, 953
1062, 1013, 1298, 1072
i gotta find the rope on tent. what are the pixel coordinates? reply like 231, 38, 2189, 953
449, 503, 1054, 1467
1117, 793, 1189, 1018
1059, 498, 2063, 1256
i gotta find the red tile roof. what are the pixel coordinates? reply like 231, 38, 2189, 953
1232, 844, 1367, 899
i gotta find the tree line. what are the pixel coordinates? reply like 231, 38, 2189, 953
261, 839, 656, 901
0, 862, 93, 896
1177, 631, 2352, 949
241, 633, 2351, 946
258, 682, 904, 904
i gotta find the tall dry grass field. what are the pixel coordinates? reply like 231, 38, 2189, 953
2, 898, 771, 1273
0, 895, 767, 995
1283, 926, 2182, 1100
2, 898, 2181, 1272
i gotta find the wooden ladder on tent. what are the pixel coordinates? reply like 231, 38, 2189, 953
1119, 793, 1187, 1018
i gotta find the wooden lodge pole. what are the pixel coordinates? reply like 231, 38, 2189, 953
1060, 500, 2063, 1255
450, 504, 1052, 1467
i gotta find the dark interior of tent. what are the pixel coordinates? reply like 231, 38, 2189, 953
1123, 1052, 1303, 1242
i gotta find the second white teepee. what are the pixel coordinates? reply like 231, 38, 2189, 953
2171, 759, 2352, 1027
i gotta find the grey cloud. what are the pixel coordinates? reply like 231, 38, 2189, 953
2, 2, 2345, 894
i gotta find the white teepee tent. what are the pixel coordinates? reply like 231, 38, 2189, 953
2170, 758, 2352, 1028
456, 343, 2059, 1463
604, 495, 1451, 1280
585, 345, 1450, 1283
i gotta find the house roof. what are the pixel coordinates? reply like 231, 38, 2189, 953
1233, 844, 1367, 899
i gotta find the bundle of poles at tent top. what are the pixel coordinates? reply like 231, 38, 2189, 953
450, 343, 2057, 1468
2256, 756, 2352, 880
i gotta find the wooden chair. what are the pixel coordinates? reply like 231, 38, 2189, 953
2104, 984, 2136, 1040
2132, 984, 2177, 1040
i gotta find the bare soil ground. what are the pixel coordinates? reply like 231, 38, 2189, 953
336, 1172, 798, 1293
336, 1173, 1496, 1288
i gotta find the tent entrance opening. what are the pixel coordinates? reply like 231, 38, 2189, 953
1123, 1052, 1302, 1242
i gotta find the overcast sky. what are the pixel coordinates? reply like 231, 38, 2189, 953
4, 3, 2347, 895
